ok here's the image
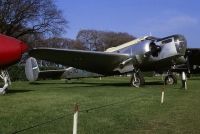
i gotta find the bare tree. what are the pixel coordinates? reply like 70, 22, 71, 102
76, 29, 136, 51
34, 37, 85, 50
76, 30, 103, 50
0, 0, 67, 38
103, 32, 136, 49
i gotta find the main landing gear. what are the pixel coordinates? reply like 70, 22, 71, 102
0, 70, 11, 95
164, 74, 177, 85
130, 70, 145, 88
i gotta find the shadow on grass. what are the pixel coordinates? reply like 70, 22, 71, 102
145, 81, 164, 85
28, 81, 129, 86
7, 89, 33, 94
66, 81, 130, 87
28, 80, 165, 88
29, 82, 67, 85
60, 81, 164, 88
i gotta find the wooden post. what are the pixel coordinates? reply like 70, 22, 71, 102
161, 90, 164, 104
73, 103, 79, 134
161, 82, 165, 104
181, 72, 187, 90
185, 81, 187, 90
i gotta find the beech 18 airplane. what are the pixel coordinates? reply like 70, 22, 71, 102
0, 34, 29, 94
28, 34, 187, 87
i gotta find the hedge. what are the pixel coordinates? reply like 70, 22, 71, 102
8, 65, 27, 81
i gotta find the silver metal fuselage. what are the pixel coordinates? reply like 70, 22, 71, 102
114, 34, 187, 72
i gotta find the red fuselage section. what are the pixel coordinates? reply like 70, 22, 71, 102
0, 34, 29, 68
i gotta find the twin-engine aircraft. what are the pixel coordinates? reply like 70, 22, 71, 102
28, 34, 188, 87
0, 34, 29, 94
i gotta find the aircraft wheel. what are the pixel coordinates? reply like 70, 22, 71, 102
3, 88, 8, 95
164, 75, 177, 85
0, 87, 7, 95
130, 72, 145, 88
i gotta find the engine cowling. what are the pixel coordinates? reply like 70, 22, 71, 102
128, 40, 161, 57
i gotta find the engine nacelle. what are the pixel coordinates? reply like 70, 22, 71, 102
129, 40, 155, 64
129, 40, 152, 55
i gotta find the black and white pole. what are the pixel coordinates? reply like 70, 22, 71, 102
73, 103, 79, 134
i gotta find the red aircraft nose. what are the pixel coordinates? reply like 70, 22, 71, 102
0, 34, 29, 67
20, 42, 29, 54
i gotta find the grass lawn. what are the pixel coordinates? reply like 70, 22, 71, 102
0, 76, 200, 134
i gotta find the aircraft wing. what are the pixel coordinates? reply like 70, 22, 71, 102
187, 48, 200, 65
29, 48, 130, 75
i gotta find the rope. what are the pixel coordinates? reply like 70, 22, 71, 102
10, 97, 136, 134
80, 98, 135, 113
11, 112, 73, 134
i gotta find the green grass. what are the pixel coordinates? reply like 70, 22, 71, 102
0, 77, 200, 134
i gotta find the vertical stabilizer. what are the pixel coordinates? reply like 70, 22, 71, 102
25, 57, 40, 81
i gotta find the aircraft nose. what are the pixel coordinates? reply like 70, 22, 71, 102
20, 42, 29, 54
174, 35, 187, 56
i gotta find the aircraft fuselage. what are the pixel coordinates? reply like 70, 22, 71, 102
113, 34, 187, 74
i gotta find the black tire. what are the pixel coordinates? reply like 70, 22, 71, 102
130, 72, 145, 87
164, 75, 177, 85
0, 88, 7, 95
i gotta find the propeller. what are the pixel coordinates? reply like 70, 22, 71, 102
149, 42, 161, 57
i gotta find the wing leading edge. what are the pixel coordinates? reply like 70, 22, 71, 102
29, 48, 130, 75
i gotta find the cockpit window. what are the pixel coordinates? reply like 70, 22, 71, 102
145, 36, 159, 41
174, 35, 187, 54
174, 35, 186, 43
161, 38, 172, 44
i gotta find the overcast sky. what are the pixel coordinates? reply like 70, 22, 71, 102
56, 0, 200, 48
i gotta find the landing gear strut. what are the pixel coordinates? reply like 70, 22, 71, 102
130, 70, 145, 88
0, 70, 11, 95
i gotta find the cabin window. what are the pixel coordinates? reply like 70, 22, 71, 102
161, 38, 172, 44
